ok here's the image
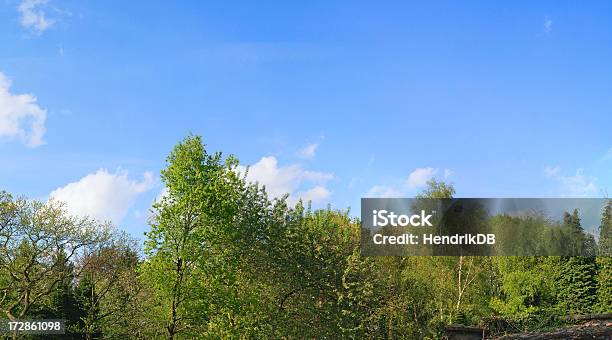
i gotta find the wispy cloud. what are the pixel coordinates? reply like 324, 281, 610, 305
602, 148, 612, 161
544, 166, 598, 197
18, 0, 55, 34
544, 15, 553, 34
0, 72, 47, 147
298, 143, 318, 159
365, 185, 402, 198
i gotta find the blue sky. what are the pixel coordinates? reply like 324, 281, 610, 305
1, 1, 611, 238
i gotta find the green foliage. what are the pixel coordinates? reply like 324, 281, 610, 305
31, 262, 86, 339
489, 209, 601, 328
2, 137, 610, 339
416, 179, 456, 199
556, 256, 598, 314
74, 234, 143, 339
596, 201, 612, 312
140, 134, 284, 338
599, 201, 612, 256
595, 256, 611, 312
0, 192, 111, 321
490, 257, 559, 318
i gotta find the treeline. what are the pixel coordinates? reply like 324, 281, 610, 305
0, 135, 610, 339
490, 211, 599, 256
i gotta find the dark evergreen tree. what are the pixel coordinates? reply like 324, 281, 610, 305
74, 273, 103, 339
557, 256, 598, 314
598, 201, 612, 256
596, 201, 611, 312
557, 210, 598, 314
30, 258, 86, 339
563, 210, 586, 255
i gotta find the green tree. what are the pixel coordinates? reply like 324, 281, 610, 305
265, 206, 378, 338
598, 201, 612, 256
596, 200, 611, 312
74, 233, 141, 339
31, 254, 86, 339
562, 209, 593, 256
141, 135, 249, 339
556, 256, 598, 314
490, 257, 559, 318
0, 191, 110, 322
554, 211, 598, 314
415, 179, 456, 199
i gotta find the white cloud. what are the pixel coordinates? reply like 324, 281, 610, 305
298, 186, 331, 202
298, 143, 318, 159
544, 15, 552, 34
50, 169, 155, 224
407, 167, 438, 188
0, 72, 47, 147
544, 166, 598, 197
18, 0, 54, 34
365, 185, 402, 198
237, 156, 332, 203
367, 167, 452, 197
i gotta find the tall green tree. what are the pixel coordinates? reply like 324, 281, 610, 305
141, 135, 251, 339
